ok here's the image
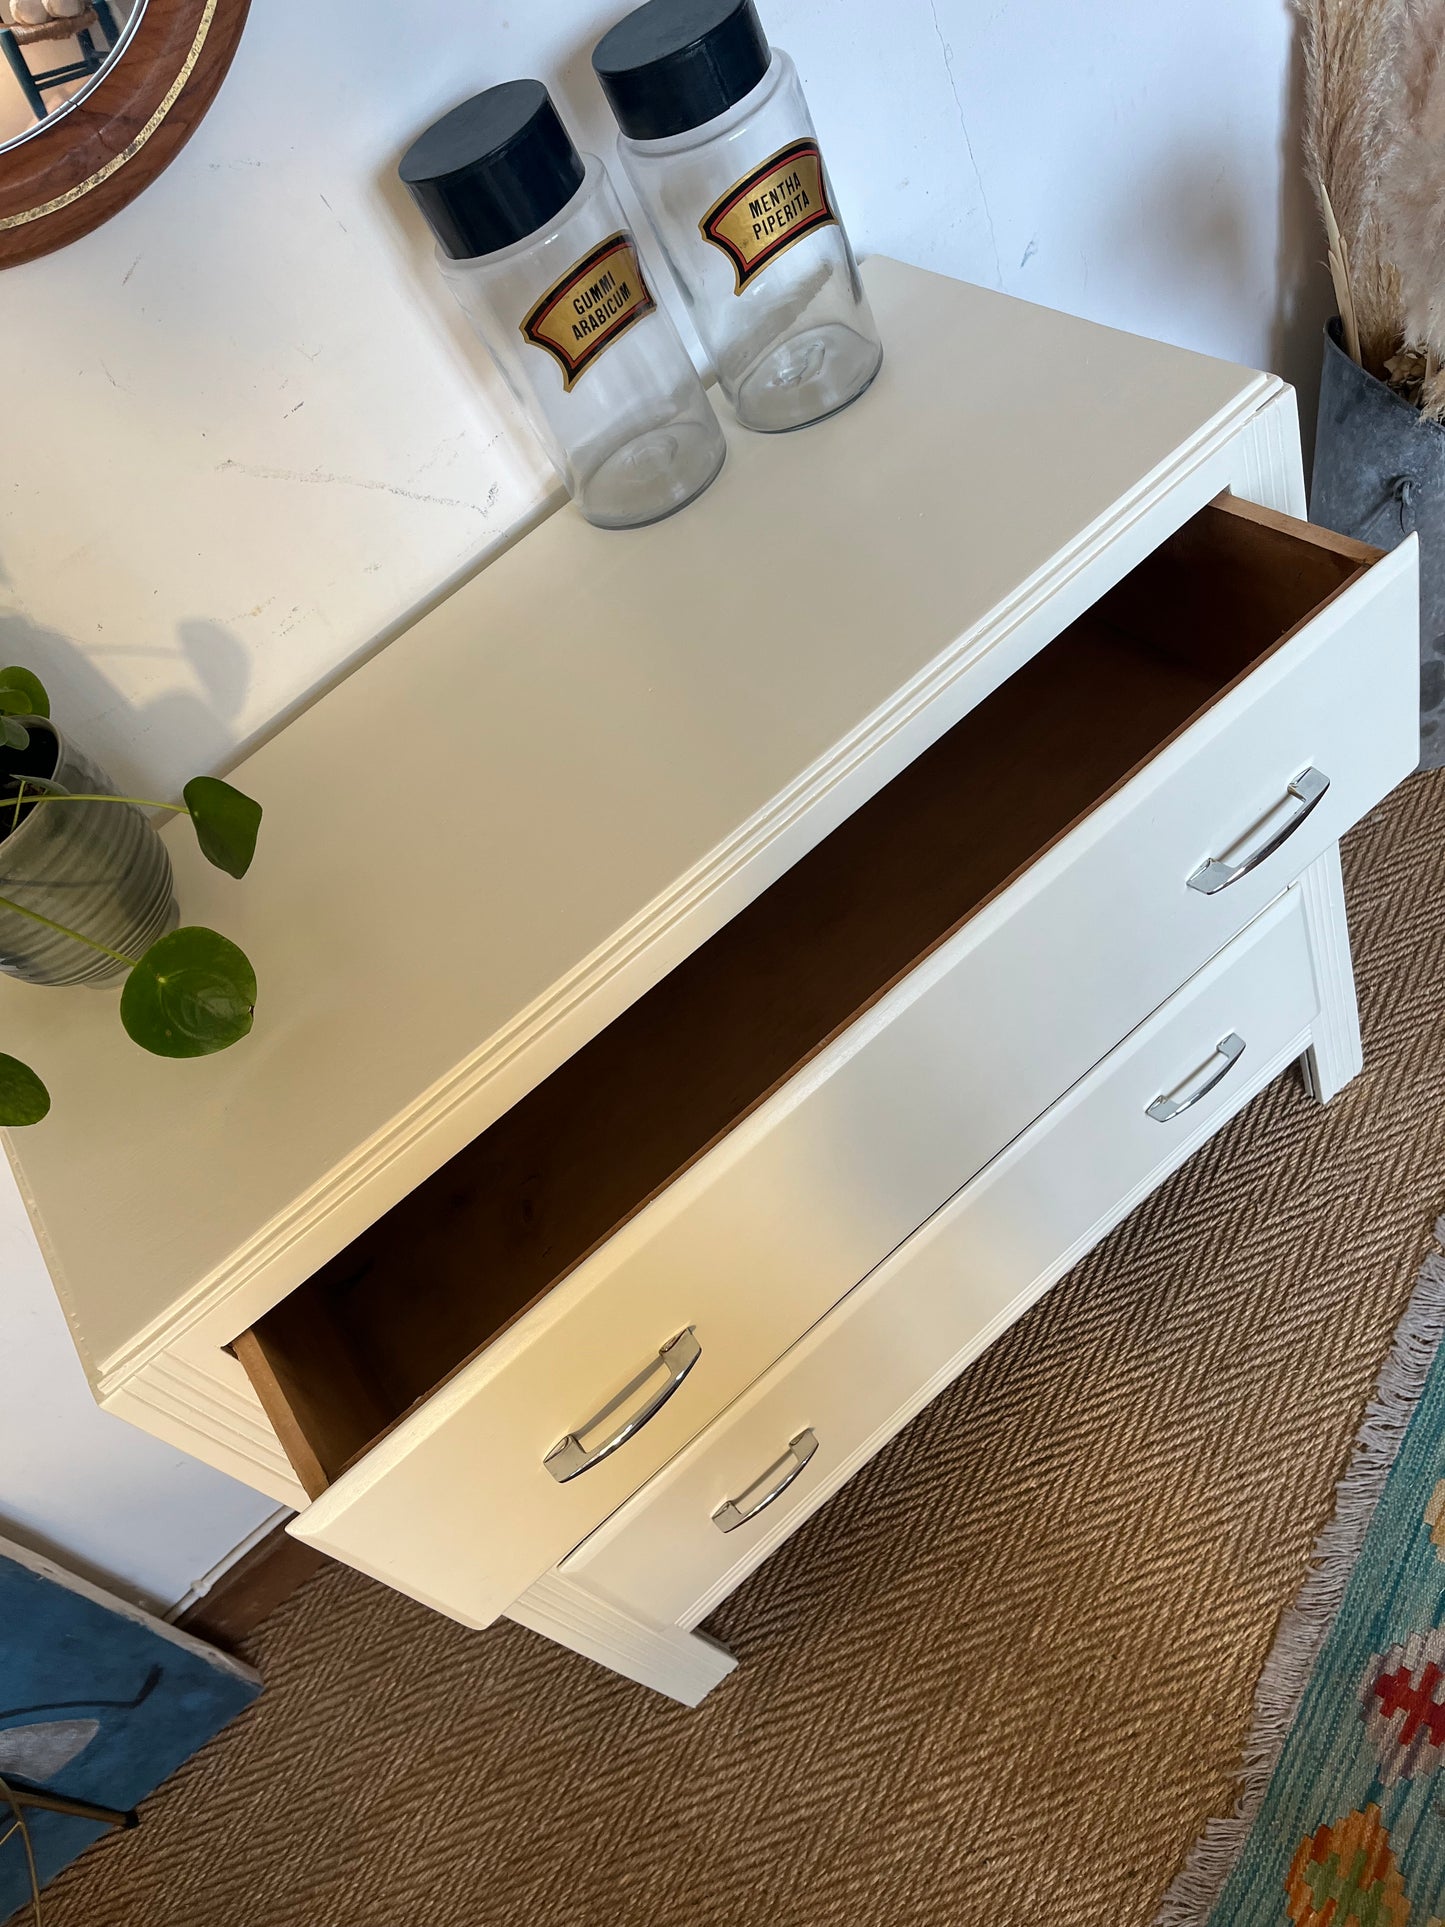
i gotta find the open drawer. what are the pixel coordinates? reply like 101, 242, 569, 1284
238, 495, 1416, 1630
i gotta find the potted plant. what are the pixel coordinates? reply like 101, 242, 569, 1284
0, 666, 261, 1128
1299, 0, 1445, 763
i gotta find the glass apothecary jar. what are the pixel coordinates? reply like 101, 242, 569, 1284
594, 0, 882, 432
400, 81, 726, 529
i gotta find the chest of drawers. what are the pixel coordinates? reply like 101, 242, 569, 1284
2, 260, 1418, 1705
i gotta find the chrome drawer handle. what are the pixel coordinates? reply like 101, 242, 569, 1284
1187, 767, 1329, 895
543, 1328, 701, 1484
1146, 1032, 1245, 1123
711, 1429, 819, 1534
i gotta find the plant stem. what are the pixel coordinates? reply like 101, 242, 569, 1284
9, 779, 23, 838
0, 891, 138, 970
0, 793, 187, 814
1319, 180, 1362, 367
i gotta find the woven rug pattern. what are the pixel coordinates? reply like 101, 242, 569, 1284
1162, 1219, 1445, 1924
34, 769, 1445, 1927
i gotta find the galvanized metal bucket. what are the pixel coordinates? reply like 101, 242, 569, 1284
1311, 318, 1444, 767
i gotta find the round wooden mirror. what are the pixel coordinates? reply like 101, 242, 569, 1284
0, 0, 248, 266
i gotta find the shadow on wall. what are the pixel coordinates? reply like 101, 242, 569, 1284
0, 569, 252, 796
1271, 22, 1335, 476
1063, 28, 1332, 486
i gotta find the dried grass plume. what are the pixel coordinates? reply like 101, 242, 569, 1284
1295, 0, 1407, 375
1296, 0, 1445, 416
1377, 0, 1445, 415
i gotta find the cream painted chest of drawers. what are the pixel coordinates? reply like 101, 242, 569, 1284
4, 260, 1419, 1704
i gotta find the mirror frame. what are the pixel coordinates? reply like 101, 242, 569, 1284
0, 0, 249, 267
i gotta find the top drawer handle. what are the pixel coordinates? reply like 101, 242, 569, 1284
543, 1328, 701, 1484
1187, 767, 1329, 896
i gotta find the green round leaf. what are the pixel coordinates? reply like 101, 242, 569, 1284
182, 777, 262, 879
0, 715, 30, 752
0, 1054, 50, 1126
120, 927, 256, 1059
0, 667, 50, 719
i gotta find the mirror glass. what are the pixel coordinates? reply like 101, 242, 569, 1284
0, 0, 145, 155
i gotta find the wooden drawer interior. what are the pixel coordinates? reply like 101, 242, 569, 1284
235, 495, 1374, 1499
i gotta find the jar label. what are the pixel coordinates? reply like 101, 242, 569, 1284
699, 139, 837, 294
520, 232, 656, 391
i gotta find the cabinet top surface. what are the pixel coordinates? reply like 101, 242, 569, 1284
1, 257, 1267, 1371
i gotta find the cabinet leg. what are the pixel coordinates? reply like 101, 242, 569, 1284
506, 1573, 737, 1707
1298, 841, 1363, 1103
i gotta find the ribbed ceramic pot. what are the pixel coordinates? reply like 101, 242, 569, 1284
1311, 318, 1445, 767
0, 721, 176, 986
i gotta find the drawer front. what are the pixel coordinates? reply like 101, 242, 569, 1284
560, 889, 1320, 1627
290, 521, 1412, 1631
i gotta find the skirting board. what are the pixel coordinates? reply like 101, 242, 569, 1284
173, 1521, 327, 1651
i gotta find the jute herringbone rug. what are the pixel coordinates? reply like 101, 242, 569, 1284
36, 769, 1445, 1927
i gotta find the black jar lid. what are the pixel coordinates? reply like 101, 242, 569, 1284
398, 80, 586, 260
592, 0, 771, 142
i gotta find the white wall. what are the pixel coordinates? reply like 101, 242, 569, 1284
0, 0, 1328, 1610
0, 1198, 280, 1611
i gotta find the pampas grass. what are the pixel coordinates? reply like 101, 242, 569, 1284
1377, 0, 1445, 415
1297, 0, 1445, 415
1296, 0, 1406, 375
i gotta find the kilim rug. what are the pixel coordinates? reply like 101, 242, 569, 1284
1160, 1219, 1445, 1926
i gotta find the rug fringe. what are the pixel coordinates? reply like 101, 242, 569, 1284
1152, 1217, 1445, 1927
